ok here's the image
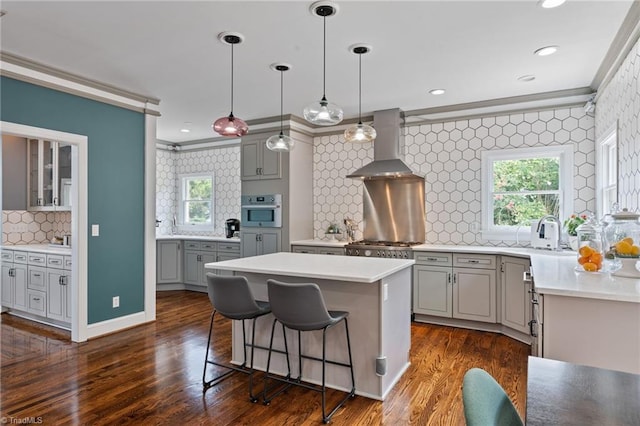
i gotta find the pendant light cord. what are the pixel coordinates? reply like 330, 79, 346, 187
322, 15, 326, 99
280, 70, 284, 134
358, 52, 362, 124
230, 42, 234, 115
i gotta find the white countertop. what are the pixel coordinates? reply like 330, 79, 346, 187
156, 235, 240, 243
205, 252, 414, 283
291, 239, 348, 247
291, 241, 640, 303
2, 244, 72, 255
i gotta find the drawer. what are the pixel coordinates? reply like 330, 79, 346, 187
13, 251, 28, 264
217, 242, 240, 254
1, 250, 13, 262
64, 256, 72, 270
292, 246, 317, 254
47, 255, 65, 269
414, 252, 453, 266
28, 253, 47, 266
28, 266, 47, 290
27, 290, 46, 316
453, 253, 497, 270
183, 241, 202, 250
200, 242, 218, 251
318, 248, 344, 256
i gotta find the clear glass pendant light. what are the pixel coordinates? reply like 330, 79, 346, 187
212, 32, 249, 137
303, 2, 343, 126
266, 64, 295, 152
344, 44, 376, 143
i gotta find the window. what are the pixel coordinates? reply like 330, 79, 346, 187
178, 173, 214, 228
596, 124, 617, 217
481, 146, 573, 241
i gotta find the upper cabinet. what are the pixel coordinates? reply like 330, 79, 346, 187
28, 139, 71, 211
241, 133, 281, 181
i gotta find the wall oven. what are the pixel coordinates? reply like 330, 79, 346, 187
241, 194, 282, 228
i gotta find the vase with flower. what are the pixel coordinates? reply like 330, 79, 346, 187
564, 214, 587, 250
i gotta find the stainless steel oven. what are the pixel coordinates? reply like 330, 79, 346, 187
241, 194, 282, 228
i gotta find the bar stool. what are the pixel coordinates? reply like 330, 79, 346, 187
263, 279, 356, 423
203, 273, 271, 402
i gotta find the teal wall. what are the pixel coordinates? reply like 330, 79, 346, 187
1, 76, 145, 324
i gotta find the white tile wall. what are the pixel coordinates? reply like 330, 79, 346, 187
596, 36, 640, 212
155, 146, 241, 237
2, 210, 71, 245
313, 106, 596, 246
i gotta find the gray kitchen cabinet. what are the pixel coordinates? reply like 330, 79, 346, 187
291, 245, 344, 255
183, 241, 216, 287
46, 254, 71, 323
413, 252, 453, 317
500, 256, 532, 334
215, 242, 241, 277
156, 240, 182, 284
241, 134, 281, 181
413, 252, 497, 323
241, 229, 281, 258
27, 139, 71, 211
1, 250, 28, 311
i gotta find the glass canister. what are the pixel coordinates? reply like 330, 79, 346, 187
603, 208, 640, 278
575, 215, 604, 272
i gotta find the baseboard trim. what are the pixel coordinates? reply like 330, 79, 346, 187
86, 311, 149, 339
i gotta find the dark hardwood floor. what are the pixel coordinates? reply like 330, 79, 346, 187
1, 291, 529, 425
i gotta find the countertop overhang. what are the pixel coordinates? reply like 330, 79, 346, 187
205, 252, 414, 283
156, 235, 240, 242
2, 244, 72, 255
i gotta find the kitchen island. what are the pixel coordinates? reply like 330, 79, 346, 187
204, 252, 415, 400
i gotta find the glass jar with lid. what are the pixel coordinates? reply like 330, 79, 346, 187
575, 214, 604, 272
603, 208, 640, 278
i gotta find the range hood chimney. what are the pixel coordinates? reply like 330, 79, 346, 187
346, 108, 421, 180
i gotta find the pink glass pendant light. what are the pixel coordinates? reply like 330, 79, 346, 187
213, 32, 249, 137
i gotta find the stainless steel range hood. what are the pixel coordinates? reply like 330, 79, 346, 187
346, 108, 422, 180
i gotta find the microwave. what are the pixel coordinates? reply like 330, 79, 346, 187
241, 194, 282, 228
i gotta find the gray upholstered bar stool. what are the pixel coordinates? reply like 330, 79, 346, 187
203, 273, 271, 402
263, 279, 356, 423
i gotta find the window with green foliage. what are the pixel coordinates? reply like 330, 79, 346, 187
179, 174, 214, 227
481, 146, 573, 240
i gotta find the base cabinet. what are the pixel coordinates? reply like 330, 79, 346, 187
184, 241, 217, 287
46, 255, 71, 323
241, 229, 281, 258
157, 240, 182, 284
1, 253, 28, 311
500, 256, 531, 334
413, 252, 497, 323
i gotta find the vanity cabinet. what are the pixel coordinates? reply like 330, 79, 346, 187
27, 139, 71, 211
241, 134, 281, 181
500, 256, 531, 335
183, 241, 216, 287
1, 250, 28, 312
413, 252, 497, 323
241, 229, 281, 258
156, 240, 182, 284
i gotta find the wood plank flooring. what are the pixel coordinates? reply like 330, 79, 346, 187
1, 291, 529, 425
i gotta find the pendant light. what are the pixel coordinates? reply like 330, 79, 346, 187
266, 63, 295, 152
344, 44, 376, 143
303, 2, 343, 126
212, 32, 249, 137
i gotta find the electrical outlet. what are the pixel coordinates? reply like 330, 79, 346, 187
112, 296, 120, 308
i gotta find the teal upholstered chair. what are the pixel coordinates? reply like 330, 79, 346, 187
462, 368, 523, 426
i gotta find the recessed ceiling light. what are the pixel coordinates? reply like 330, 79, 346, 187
538, 0, 566, 8
180, 128, 191, 133
517, 75, 536, 82
429, 89, 446, 95
534, 46, 558, 56
180, 122, 192, 133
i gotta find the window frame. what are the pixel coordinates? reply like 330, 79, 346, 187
481, 145, 574, 241
176, 172, 215, 231
595, 122, 618, 218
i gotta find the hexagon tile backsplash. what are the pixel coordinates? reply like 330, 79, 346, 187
2, 210, 71, 245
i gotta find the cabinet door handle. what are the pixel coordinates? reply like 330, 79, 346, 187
528, 319, 538, 337
53, 197, 59, 206
34, 273, 41, 278
9, 268, 15, 277
448, 273, 451, 284
59, 276, 63, 285
33, 297, 41, 301
467, 259, 479, 264
453, 273, 457, 284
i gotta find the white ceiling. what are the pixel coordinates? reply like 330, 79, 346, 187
0, 1, 634, 143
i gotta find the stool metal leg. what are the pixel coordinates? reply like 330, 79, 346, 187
263, 319, 294, 404
203, 311, 239, 391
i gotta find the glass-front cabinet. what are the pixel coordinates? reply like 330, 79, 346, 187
27, 139, 71, 211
